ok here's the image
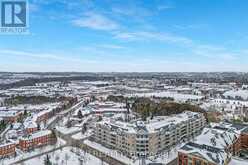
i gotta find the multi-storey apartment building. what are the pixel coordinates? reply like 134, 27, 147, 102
93, 111, 206, 158
19, 130, 56, 151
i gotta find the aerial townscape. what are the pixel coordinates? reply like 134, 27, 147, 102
0, 72, 248, 165
1, 0, 248, 164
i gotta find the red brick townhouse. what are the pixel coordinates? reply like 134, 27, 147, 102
240, 127, 248, 149
0, 142, 16, 158
36, 110, 52, 123
31, 108, 55, 125
178, 123, 248, 165
19, 130, 56, 151
178, 142, 231, 165
0, 110, 21, 123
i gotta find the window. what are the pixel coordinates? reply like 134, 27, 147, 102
195, 159, 201, 165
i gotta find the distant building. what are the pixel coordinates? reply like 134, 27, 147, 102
94, 111, 206, 158
0, 110, 21, 123
0, 98, 5, 107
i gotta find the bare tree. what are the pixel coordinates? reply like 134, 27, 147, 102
65, 153, 70, 165
55, 154, 60, 165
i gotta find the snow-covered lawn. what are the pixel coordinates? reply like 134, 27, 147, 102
23, 147, 109, 165
127, 91, 203, 102
71, 130, 93, 140
229, 157, 248, 165
56, 126, 81, 135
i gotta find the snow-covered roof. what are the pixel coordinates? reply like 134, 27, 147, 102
179, 122, 246, 165
213, 99, 248, 106
24, 120, 38, 129
146, 111, 202, 132
98, 111, 204, 134
229, 157, 248, 165
0, 142, 15, 148
224, 89, 248, 100
194, 127, 237, 150
20, 130, 52, 140
127, 91, 204, 102
0, 110, 20, 117
93, 108, 127, 113
179, 142, 228, 165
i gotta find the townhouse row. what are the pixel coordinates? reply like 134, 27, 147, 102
178, 123, 248, 165
0, 129, 56, 158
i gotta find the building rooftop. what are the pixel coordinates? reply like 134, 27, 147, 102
193, 127, 237, 150
0, 110, 20, 117
0, 142, 15, 148
179, 122, 247, 165
179, 142, 228, 165
20, 130, 52, 140
98, 111, 204, 134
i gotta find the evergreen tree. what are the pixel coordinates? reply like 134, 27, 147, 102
24, 109, 28, 116
37, 123, 41, 130
44, 155, 52, 165
77, 110, 83, 119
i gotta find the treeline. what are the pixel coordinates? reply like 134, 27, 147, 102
0, 76, 115, 90
0, 120, 7, 132
107, 95, 174, 103
132, 97, 207, 121
107, 95, 126, 103
5, 96, 74, 105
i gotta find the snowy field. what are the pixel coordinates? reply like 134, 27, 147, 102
229, 157, 248, 165
23, 147, 109, 165
56, 126, 81, 135
127, 91, 203, 102
72, 130, 93, 140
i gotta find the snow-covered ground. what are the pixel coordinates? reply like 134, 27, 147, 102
229, 157, 248, 165
72, 130, 93, 140
224, 89, 248, 100
84, 140, 134, 164
0, 138, 66, 165
84, 140, 180, 165
23, 147, 109, 165
56, 126, 81, 135
127, 91, 204, 102
147, 143, 183, 164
